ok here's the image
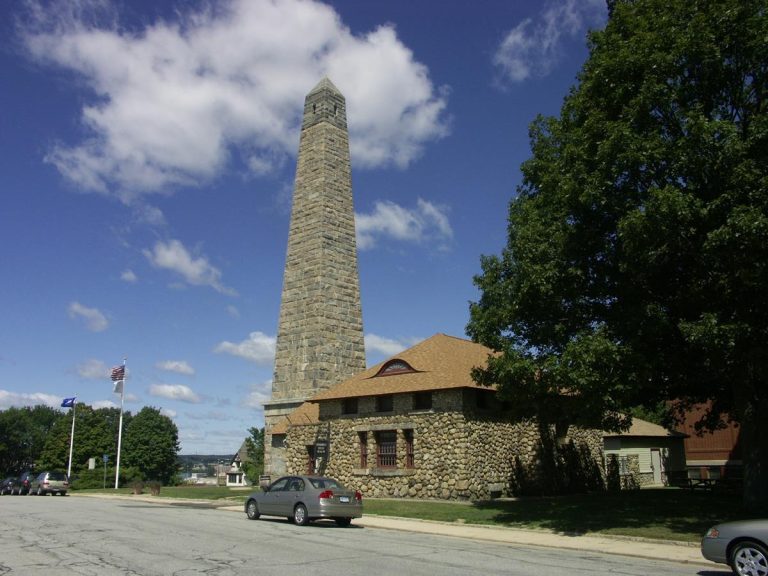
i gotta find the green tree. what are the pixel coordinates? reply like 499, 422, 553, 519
0, 405, 59, 474
122, 407, 179, 485
241, 427, 264, 483
467, 0, 767, 508
37, 404, 123, 475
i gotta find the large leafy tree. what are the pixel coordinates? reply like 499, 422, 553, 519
0, 405, 58, 475
122, 407, 180, 484
38, 405, 122, 473
467, 0, 767, 508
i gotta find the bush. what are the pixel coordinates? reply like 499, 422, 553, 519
129, 480, 144, 494
147, 480, 161, 496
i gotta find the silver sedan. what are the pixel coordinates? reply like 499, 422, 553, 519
701, 519, 768, 576
244, 475, 363, 527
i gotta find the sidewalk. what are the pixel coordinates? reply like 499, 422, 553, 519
353, 514, 708, 566
75, 493, 710, 567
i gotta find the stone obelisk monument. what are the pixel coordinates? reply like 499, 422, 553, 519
263, 78, 366, 475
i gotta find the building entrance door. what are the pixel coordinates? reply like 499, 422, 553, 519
651, 449, 663, 484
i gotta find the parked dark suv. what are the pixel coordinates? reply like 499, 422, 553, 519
31, 471, 69, 496
15, 472, 35, 495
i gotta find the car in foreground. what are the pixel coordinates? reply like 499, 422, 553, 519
244, 475, 362, 526
701, 519, 768, 576
1, 477, 17, 495
30, 471, 69, 496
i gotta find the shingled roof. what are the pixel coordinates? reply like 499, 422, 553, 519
603, 417, 687, 438
310, 333, 494, 401
271, 401, 320, 434
269, 334, 495, 434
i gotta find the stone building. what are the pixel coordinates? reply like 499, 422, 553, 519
272, 334, 608, 500
263, 78, 366, 476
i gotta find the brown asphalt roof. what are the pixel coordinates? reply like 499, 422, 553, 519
604, 417, 687, 438
271, 401, 319, 434
270, 334, 494, 434
310, 333, 495, 401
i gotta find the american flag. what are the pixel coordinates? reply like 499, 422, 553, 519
111, 365, 125, 381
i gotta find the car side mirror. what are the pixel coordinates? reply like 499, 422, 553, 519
261, 485, 269, 492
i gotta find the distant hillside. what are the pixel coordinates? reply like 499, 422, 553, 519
177, 454, 233, 472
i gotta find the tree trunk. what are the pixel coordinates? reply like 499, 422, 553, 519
740, 384, 768, 512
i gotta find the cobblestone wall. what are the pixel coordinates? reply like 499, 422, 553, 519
284, 390, 606, 500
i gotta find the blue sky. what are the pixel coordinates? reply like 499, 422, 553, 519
1, 0, 607, 454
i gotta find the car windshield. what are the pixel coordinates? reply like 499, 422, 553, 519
308, 478, 343, 490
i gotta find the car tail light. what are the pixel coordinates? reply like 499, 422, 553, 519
43, 481, 49, 487
354, 490, 362, 501
318, 490, 334, 499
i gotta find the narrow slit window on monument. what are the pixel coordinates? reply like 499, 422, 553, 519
359, 432, 368, 468
413, 391, 432, 411
342, 397, 358, 415
376, 394, 394, 413
376, 430, 397, 468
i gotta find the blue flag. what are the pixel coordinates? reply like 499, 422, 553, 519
61, 397, 76, 408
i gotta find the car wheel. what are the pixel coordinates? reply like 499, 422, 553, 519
730, 540, 768, 576
335, 517, 352, 527
293, 504, 309, 526
245, 500, 260, 520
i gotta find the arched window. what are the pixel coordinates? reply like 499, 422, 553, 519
375, 359, 416, 377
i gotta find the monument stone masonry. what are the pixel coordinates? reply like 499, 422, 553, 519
262, 78, 366, 475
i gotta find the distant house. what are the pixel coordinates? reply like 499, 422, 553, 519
674, 402, 741, 481
224, 441, 250, 487
603, 419, 687, 487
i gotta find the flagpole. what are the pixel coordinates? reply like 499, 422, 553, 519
114, 358, 126, 489
66, 398, 76, 479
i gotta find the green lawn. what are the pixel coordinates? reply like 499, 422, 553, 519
364, 488, 756, 542
75, 485, 756, 543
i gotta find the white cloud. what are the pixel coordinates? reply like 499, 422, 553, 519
20, 0, 449, 197
149, 383, 201, 403
160, 408, 177, 418
356, 198, 453, 250
226, 305, 240, 318
156, 360, 195, 376
77, 358, 108, 379
364, 334, 421, 358
493, 0, 606, 84
0, 390, 62, 409
215, 332, 276, 365
91, 400, 118, 409
243, 380, 272, 409
144, 239, 236, 295
68, 301, 109, 332
121, 269, 137, 283
184, 410, 228, 421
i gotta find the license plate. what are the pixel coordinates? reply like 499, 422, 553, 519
339, 496, 350, 503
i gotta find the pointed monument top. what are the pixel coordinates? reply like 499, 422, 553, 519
308, 76, 341, 96
302, 76, 346, 131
